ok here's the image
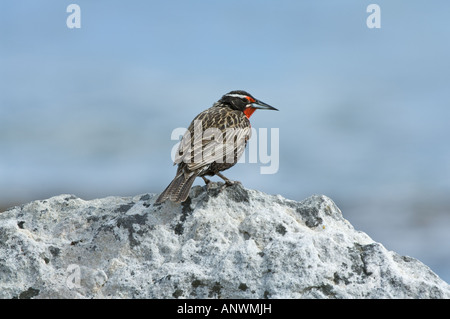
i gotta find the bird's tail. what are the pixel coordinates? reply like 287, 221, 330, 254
155, 172, 197, 204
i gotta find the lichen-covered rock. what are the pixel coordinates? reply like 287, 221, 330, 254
0, 183, 449, 298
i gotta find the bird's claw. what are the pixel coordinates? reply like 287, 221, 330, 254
220, 179, 241, 191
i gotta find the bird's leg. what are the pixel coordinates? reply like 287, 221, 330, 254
216, 172, 240, 191
202, 176, 214, 191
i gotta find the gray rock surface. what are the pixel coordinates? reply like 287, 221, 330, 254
1, 183, 449, 299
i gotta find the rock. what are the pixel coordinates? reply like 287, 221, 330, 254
0, 183, 449, 299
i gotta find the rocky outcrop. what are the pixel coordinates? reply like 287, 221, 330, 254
1, 183, 449, 298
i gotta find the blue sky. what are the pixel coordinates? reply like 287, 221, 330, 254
2, 1, 450, 201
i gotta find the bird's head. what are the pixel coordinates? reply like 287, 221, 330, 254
219, 90, 278, 119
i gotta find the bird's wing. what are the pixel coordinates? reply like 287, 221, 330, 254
174, 107, 251, 171
187, 125, 251, 171
173, 128, 194, 165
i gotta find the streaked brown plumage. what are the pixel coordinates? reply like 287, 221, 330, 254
155, 90, 278, 204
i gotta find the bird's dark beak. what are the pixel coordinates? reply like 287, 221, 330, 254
253, 99, 278, 111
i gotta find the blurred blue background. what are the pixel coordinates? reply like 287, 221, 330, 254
1, 1, 449, 282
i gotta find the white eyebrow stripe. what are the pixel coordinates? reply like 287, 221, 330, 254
225, 94, 248, 99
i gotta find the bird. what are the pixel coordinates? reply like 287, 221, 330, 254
155, 90, 278, 204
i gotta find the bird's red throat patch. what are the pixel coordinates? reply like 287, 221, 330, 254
244, 107, 257, 119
